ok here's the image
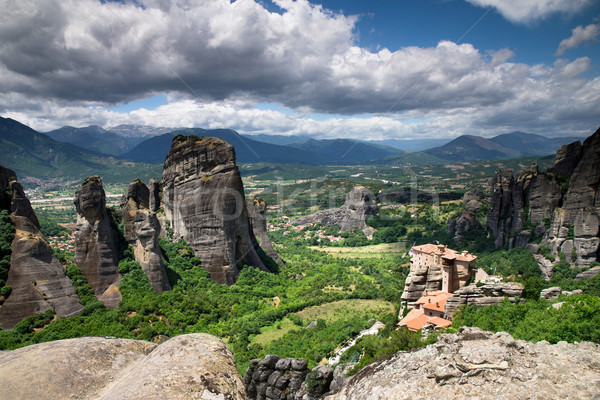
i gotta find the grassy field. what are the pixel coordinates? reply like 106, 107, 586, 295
310, 242, 407, 258
251, 299, 395, 346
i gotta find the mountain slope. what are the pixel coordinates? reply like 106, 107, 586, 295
490, 131, 582, 156
0, 117, 161, 182
121, 129, 321, 164
45, 125, 130, 155
424, 135, 520, 161
289, 138, 399, 162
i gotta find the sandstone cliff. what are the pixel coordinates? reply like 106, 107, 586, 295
291, 187, 379, 235
247, 197, 284, 266
0, 166, 82, 330
0, 333, 245, 400
121, 180, 171, 293
73, 176, 121, 308
486, 127, 600, 268
327, 327, 600, 400
162, 135, 268, 285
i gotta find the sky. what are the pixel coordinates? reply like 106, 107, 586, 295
0, 0, 599, 140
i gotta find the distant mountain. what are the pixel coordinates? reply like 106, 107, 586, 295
241, 133, 312, 146
366, 138, 451, 152
423, 132, 583, 161
0, 117, 161, 182
424, 135, 520, 161
289, 139, 398, 162
489, 131, 583, 156
45, 125, 130, 156
108, 125, 179, 149
122, 130, 398, 165
121, 129, 319, 164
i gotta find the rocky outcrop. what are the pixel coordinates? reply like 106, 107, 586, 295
73, 176, 121, 308
0, 167, 82, 330
540, 286, 562, 300
162, 135, 268, 285
326, 327, 600, 400
148, 178, 161, 212
444, 282, 524, 317
485, 127, 600, 269
0, 333, 245, 400
447, 200, 481, 243
247, 197, 284, 266
244, 355, 334, 400
575, 265, 600, 280
121, 180, 171, 293
291, 187, 379, 235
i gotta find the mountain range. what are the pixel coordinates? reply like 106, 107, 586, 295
0, 116, 586, 181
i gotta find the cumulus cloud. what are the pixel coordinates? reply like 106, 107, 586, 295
464, 0, 594, 24
556, 23, 600, 55
0, 0, 599, 139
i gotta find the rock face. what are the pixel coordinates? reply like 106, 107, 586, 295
121, 180, 171, 293
291, 187, 379, 235
247, 197, 284, 266
485, 127, 600, 268
73, 176, 121, 308
0, 333, 245, 400
147, 178, 161, 212
162, 135, 268, 285
244, 355, 333, 400
0, 167, 82, 330
444, 282, 525, 317
326, 327, 600, 400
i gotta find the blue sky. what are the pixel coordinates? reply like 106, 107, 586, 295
1, 0, 599, 139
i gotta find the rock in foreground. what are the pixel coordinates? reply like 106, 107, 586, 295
327, 327, 600, 400
0, 333, 245, 400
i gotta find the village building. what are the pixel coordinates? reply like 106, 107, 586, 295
399, 244, 477, 332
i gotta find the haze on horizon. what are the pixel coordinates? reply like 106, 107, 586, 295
0, 0, 599, 141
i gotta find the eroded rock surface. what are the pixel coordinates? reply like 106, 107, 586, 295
121, 180, 170, 293
291, 187, 379, 235
444, 282, 524, 317
247, 197, 284, 266
326, 327, 600, 400
0, 167, 82, 330
162, 135, 267, 284
73, 176, 121, 308
0, 333, 245, 400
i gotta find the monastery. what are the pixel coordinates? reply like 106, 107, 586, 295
399, 244, 477, 332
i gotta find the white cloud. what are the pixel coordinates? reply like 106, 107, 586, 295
0, 0, 598, 139
556, 23, 600, 55
464, 0, 593, 24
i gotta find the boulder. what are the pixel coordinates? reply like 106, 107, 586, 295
575, 265, 600, 280
162, 135, 268, 285
325, 327, 600, 400
73, 176, 121, 308
121, 180, 171, 293
0, 333, 245, 400
444, 282, 524, 317
540, 286, 562, 300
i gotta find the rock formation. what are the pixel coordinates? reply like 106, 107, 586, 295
443, 282, 524, 317
121, 180, 171, 293
247, 197, 284, 266
0, 333, 245, 400
73, 176, 121, 308
291, 187, 379, 235
486, 127, 600, 268
446, 199, 481, 243
148, 178, 161, 212
162, 135, 268, 285
244, 355, 334, 400
326, 327, 600, 400
0, 166, 82, 330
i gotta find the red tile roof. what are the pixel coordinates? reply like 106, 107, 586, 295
398, 306, 452, 332
412, 244, 477, 262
